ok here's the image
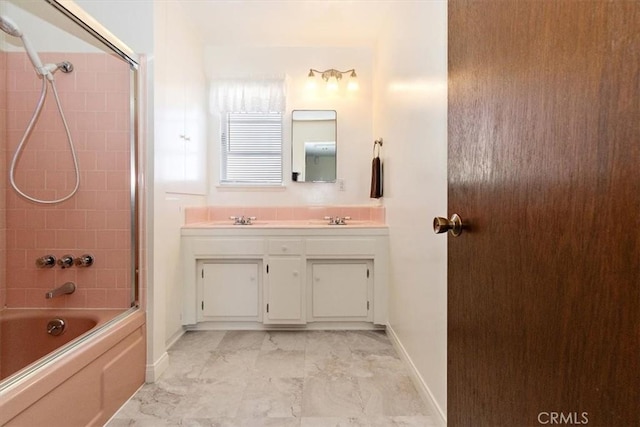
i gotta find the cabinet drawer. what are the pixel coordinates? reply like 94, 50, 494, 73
268, 239, 304, 255
306, 238, 376, 256
189, 238, 264, 256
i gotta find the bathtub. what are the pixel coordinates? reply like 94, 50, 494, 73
0, 308, 146, 426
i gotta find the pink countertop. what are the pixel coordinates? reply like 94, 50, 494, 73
182, 220, 387, 229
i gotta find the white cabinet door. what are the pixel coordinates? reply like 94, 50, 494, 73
310, 261, 372, 321
264, 257, 305, 324
199, 262, 260, 320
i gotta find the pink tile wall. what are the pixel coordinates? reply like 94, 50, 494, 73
184, 205, 386, 224
1, 50, 7, 308
4, 52, 132, 309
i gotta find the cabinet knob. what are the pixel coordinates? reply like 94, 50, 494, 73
281, 246, 288, 252
293, 271, 299, 277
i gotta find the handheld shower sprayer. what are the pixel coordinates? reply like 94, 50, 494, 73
0, 14, 21, 36
0, 14, 57, 80
1, 15, 74, 80
1, 14, 80, 204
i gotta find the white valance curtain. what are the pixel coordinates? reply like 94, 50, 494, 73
209, 78, 287, 113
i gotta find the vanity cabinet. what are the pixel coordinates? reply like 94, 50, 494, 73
264, 256, 305, 324
264, 238, 305, 324
181, 225, 388, 328
309, 261, 372, 322
198, 261, 261, 321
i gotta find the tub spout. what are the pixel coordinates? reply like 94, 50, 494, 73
45, 282, 76, 299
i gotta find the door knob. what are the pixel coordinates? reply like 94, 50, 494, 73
433, 214, 463, 236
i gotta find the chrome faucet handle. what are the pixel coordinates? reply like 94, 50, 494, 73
325, 216, 349, 225
74, 254, 94, 267
57, 254, 74, 269
230, 215, 256, 225
336, 216, 351, 225
36, 255, 56, 268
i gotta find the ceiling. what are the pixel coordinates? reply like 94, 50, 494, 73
177, 0, 398, 47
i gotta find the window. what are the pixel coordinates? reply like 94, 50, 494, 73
210, 78, 286, 186
220, 112, 283, 185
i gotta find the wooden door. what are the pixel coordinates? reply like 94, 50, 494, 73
448, 1, 640, 426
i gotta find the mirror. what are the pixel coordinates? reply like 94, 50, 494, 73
291, 110, 337, 182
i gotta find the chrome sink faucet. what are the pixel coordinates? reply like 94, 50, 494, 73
45, 281, 76, 299
230, 215, 256, 225
324, 216, 351, 225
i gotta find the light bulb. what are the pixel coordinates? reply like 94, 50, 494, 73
326, 76, 339, 91
306, 70, 317, 90
347, 71, 358, 91
306, 78, 317, 90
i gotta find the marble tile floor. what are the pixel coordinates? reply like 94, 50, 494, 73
107, 330, 438, 427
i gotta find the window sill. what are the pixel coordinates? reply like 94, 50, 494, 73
216, 184, 286, 192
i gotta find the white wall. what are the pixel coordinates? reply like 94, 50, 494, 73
74, 0, 153, 54
374, 1, 448, 421
153, 1, 208, 362
204, 46, 376, 207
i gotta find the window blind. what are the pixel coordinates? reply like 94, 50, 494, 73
221, 112, 283, 184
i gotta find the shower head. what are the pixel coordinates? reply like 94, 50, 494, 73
0, 15, 22, 37
0, 14, 50, 79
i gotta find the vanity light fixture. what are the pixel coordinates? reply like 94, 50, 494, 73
307, 68, 358, 91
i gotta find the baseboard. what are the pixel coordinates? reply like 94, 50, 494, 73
386, 324, 447, 426
145, 351, 169, 383
185, 321, 384, 331
166, 327, 186, 350
145, 327, 185, 383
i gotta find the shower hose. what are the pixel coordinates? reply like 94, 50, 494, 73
9, 76, 80, 204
